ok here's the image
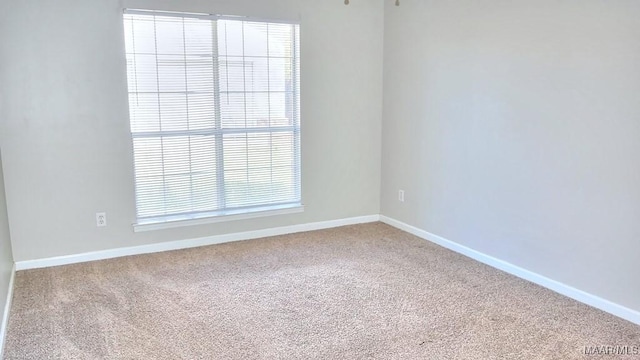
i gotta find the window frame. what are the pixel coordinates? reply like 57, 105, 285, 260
123, 9, 303, 231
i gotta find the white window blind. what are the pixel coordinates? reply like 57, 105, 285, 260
123, 10, 301, 225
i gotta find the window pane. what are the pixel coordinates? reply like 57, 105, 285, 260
186, 56, 214, 92
127, 54, 158, 93
184, 19, 213, 54
245, 93, 270, 127
187, 93, 216, 130
220, 93, 246, 128
268, 58, 289, 92
133, 138, 163, 178
157, 55, 186, 92
219, 57, 246, 92
162, 136, 190, 176
267, 23, 293, 58
130, 16, 156, 54
164, 174, 193, 214
158, 93, 188, 131
243, 22, 268, 57
217, 21, 244, 56
155, 16, 185, 55
244, 57, 269, 92
223, 133, 248, 171
129, 93, 160, 132
135, 176, 165, 218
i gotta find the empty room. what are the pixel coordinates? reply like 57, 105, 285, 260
1, 0, 639, 358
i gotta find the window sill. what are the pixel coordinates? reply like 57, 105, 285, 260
133, 204, 304, 233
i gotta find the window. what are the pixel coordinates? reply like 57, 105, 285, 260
123, 10, 301, 228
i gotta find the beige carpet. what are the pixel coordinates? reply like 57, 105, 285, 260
3, 223, 639, 359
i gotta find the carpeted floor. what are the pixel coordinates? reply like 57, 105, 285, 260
3, 223, 639, 359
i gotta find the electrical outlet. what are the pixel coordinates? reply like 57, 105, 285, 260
398, 190, 405, 202
96, 212, 107, 227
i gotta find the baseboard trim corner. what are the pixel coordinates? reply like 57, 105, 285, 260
379, 215, 640, 326
15, 214, 381, 271
0, 263, 16, 358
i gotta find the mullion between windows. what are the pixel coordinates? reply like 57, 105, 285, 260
292, 24, 301, 202
212, 20, 226, 210
181, 17, 196, 215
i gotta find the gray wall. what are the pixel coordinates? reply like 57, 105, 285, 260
0, 0, 383, 261
381, 0, 640, 311
0, 150, 14, 325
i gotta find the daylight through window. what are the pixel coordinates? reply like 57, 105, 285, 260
123, 10, 301, 225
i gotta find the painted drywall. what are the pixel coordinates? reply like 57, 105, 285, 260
0, 150, 14, 328
0, 0, 383, 261
381, 0, 640, 312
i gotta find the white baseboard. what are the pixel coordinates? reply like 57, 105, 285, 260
15, 215, 381, 271
379, 215, 640, 326
0, 264, 16, 358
